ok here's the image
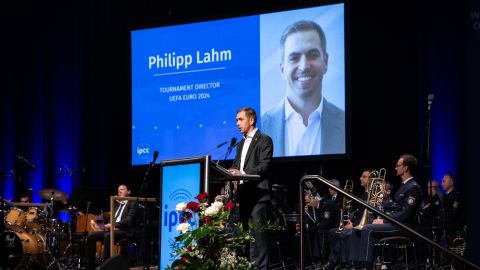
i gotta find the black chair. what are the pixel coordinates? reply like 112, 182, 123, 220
374, 236, 418, 269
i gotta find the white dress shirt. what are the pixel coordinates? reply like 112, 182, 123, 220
240, 128, 258, 174
284, 96, 323, 156
114, 201, 127, 223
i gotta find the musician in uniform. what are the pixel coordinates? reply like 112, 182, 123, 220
441, 173, 464, 239
303, 180, 339, 267
347, 154, 423, 267
324, 169, 373, 270
380, 181, 395, 215
86, 184, 139, 267
416, 180, 444, 263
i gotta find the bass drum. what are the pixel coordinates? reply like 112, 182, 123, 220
3, 231, 47, 270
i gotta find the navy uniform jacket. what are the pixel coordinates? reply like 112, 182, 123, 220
417, 194, 444, 230
318, 199, 340, 230
443, 188, 464, 234
304, 198, 339, 231
388, 178, 423, 225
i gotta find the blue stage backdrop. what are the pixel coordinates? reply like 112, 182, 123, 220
1, 4, 84, 202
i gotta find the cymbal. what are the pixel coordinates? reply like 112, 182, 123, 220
1, 199, 14, 206
38, 188, 68, 202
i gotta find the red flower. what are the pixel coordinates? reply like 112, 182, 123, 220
203, 216, 212, 225
178, 257, 189, 269
225, 202, 235, 212
183, 211, 192, 219
186, 201, 200, 212
195, 192, 209, 203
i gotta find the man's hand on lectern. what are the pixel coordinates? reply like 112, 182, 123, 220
228, 169, 241, 175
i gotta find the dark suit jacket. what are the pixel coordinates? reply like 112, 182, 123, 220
231, 130, 273, 205
261, 97, 345, 157
114, 200, 138, 236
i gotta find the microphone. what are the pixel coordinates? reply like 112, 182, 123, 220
216, 138, 239, 165
58, 168, 63, 178
427, 94, 434, 105
227, 137, 237, 152
153, 150, 159, 163
16, 155, 36, 170
217, 141, 228, 148
203, 141, 228, 155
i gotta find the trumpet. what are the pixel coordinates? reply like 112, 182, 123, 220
355, 168, 386, 230
336, 179, 354, 233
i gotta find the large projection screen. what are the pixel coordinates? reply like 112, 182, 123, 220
132, 2, 347, 165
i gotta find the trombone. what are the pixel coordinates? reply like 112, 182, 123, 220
336, 179, 354, 233
355, 168, 386, 230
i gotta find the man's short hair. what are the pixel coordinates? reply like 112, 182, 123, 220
428, 180, 439, 187
280, 20, 327, 62
363, 168, 374, 174
400, 154, 418, 175
237, 107, 257, 126
384, 181, 393, 192
443, 172, 456, 184
330, 178, 340, 188
119, 184, 131, 192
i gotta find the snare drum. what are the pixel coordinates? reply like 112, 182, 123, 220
5, 207, 27, 231
4, 230, 46, 269
26, 207, 46, 232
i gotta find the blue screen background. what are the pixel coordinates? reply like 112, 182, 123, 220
132, 16, 260, 165
131, 4, 346, 165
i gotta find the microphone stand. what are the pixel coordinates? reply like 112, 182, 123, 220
137, 154, 157, 270
80, 201, 91, 268
426, 95, 435, 269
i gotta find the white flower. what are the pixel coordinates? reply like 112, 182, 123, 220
176, 222, 190, 233
204, 205, 220, 216
175, 202, 187, 212
212, 201, 224, 210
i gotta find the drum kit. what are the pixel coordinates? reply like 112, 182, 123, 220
2, 188, 85, 270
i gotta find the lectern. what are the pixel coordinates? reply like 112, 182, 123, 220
158, 155, 259, 269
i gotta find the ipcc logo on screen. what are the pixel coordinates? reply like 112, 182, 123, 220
136, 147, 150, 155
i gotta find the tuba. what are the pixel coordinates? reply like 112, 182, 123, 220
355, 168, 386, 230
336, 179, 354, 233
450, 226, 467, 256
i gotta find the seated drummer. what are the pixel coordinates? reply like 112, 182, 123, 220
20, 192, 31, 203
86, 184, 139, 267
15, 191, 32, 211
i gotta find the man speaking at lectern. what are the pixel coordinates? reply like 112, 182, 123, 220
229, 107, 273, 270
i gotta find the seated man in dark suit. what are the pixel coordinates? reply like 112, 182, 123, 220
86, 184, 139, 267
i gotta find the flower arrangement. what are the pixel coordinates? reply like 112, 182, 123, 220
167, 192, 254, 270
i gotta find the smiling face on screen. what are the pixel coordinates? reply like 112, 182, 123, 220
281, 30, 328, 102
